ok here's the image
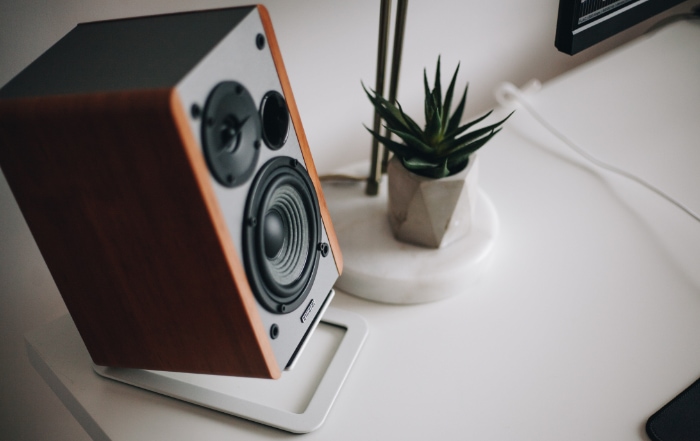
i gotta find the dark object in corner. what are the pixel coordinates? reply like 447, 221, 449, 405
555, 0, 686, 54
647, 376, 700, 441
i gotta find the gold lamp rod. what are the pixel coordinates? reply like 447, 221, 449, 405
366, 0, 408, 196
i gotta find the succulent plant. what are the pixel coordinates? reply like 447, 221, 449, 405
364, 57, 512, 179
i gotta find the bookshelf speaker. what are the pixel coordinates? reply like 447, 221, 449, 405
0, 5, 342, 379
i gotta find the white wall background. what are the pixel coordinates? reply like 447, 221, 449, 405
0, 1, 693, 439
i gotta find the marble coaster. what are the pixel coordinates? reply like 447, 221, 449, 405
322, 166, 499, 304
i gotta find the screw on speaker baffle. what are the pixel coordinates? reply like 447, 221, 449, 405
318, 242, 330, 257
190, 103, 201, 119
270, 324, 279, 339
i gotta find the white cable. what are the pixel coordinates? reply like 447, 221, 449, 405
495, 82, 700, 223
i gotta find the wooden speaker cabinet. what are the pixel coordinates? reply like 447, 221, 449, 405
0, 5, 342, 379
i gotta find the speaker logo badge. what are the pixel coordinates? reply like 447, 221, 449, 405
301, 299, 316, 324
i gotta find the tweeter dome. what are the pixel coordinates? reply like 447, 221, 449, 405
200, 81, 261, 188
0, 5, 342, 379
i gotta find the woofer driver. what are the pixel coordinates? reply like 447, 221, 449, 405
243, 156, 321, 314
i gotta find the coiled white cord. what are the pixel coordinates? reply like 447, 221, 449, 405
495, 81, 700, 223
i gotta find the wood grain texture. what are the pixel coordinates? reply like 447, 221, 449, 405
0, 89, 280, 378
257, 4, 344, 276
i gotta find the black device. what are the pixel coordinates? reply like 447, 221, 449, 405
646, 377, 700, 441
555, 0, 687, 54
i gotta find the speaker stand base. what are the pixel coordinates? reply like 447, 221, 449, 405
93, 306, 368, 434
323, 163, 499, 304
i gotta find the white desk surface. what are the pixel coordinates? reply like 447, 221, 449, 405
25, 20, 700, 440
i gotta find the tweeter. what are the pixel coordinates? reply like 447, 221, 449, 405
201, 81, 261, 188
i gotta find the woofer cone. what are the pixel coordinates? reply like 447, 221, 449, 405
243, 157, 321, 314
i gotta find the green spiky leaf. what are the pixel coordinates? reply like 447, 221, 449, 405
403, 156, 450, 179
384, 126, 434, 155
396, 101, 423, 137
442, 63, 459, 133
442, 109, 494, 142
364, 125, 433, 161
433, 56, 442, 109
363, 58, 513, 179
441, 112, 514, 156
401, 156, 440, 170
447, 129, 502, 165
362, 83, 414, 134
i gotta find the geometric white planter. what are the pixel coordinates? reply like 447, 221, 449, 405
387, 154, 480, 248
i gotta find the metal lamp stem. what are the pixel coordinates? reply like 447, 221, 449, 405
366, 0, 392, 196
366, 0, 408, 196
381, 0, 408, 175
